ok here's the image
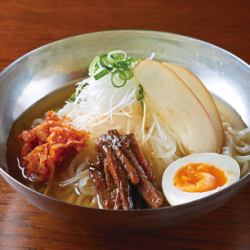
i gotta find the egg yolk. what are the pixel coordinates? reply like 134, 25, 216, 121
174, 163, 227, 192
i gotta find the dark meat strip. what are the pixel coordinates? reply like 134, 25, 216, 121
101, 145, 120, 187
88, 163, 106, 209
106, 129, 163, 208
107, 130, 139, 185
101, 144, 133, 210
103, 158, 117, 192
114, 147, 139, 185
107, 129, 153, 183
88, 156, 115, 209
124, 147, 164, 208
95, 129, 164, 209
108, 130, 162, 208
103, 158, 119, 208
114, 188, 122, 210
116, 159, 133, 210
124, 134, 154, 180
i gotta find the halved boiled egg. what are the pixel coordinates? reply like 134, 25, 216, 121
162, 153, 240, 205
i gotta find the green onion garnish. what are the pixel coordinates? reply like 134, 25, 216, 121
136, 84, 144, 101
94, 69, 109, 80
100, 54, 113, 70
88, 50, 139, 88
87, 50, 144, 103
107, 50, 126, 63
123, 70, 133, 80
111, 70, 127, 88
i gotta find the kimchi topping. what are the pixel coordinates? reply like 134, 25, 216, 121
18, 111, 89, 182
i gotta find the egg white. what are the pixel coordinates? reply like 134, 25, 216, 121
162, 153, 240, 206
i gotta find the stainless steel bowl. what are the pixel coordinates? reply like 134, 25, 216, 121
0, 30, 249, 230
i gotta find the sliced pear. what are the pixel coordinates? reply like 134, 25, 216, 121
133, 60, 219, 154
163, 62, 224, 152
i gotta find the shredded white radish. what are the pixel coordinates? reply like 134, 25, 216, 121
144, 114, 177, 164
58, 74, 138, 131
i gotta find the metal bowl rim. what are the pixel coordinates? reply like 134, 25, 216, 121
0, 29, 249, 78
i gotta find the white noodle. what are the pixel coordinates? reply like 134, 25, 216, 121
235, 143, 250, 154
222, 121, 250, 176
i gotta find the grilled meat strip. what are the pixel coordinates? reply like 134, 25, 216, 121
88, 155, 116, 209
100, 145, 133, 210
88, 129, 164, 210
108, 129, 163, 208
124, 147, 163, 208
124, 134, 154, 180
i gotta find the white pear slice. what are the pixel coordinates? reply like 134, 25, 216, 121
163, 62, 224, 152
133, 60, 218, 154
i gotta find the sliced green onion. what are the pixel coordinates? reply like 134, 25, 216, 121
94, 69, 109, 80
107, 50, 126, 64
136, 84, 144, 101
88, 56, 100, 76
128, 58, 140, 63
100, 54, 113, 70
124, 70, 133, 80
88, 50, 139, 87
111, 70, 127, 88
119, 70, 133, 81
115, 61, 130, 71
118, 71, 127, 81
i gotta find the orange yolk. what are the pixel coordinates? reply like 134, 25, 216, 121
174, 163, 227, 192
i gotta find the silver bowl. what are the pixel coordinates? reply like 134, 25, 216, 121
0, 30, 249, 230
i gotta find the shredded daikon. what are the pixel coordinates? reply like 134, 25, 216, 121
58, 74, 138, 132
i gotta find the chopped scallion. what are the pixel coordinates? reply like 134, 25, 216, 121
136, 84, 144, 101
89, 50, 138, 86
107, 50, 126, 63
111, 70, 127, 88
87, 50, 143, 102
94, 69, 109, 80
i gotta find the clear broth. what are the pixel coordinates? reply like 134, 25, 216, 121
6, 83, 246, 207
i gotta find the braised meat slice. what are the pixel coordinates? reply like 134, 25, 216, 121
89, 154, 116, 209
100, 145, 133, 210
88, 129, 164, 210
123, 134, 154, 180
18, 111, 89, 182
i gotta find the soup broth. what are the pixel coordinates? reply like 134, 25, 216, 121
6, 82, 246, 208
